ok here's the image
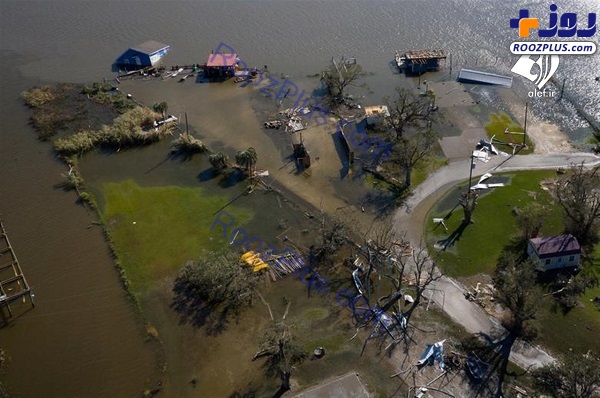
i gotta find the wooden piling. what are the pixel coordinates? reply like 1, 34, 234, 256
0, 221, 35, 320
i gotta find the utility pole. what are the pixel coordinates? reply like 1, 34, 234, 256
523, 102, 528, 146
559, 78, 566, 100
468, 152, 475, 190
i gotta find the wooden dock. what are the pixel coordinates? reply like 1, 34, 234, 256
0, 221, 35, 321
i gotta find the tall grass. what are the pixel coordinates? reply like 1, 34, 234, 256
21, 85, 57, 108
53, 107, 174, 157
31, 111, 74, 140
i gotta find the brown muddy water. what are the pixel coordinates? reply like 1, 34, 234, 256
71, 68, 395, 396
2, 0, 598, 395
0, 53, 160, 396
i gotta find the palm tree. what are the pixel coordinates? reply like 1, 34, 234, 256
153, 101, 168, 120
209, 152, 229, 170
235, 147, 258, 175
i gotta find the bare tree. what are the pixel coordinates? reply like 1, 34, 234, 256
361, 222, 403, 300
533, 350, 600, 398
355, 241, 441, 356
491, 252, 544, 396
460, 190, 478, 226
555, 164, 600, 245
515, 202, 546, 241
493, 252, 542, 338
321, 56, 366, 102
253, 321, 307, 396
378, 243, 442, 324
385, 87, 433, 140
392, 128, 438, 188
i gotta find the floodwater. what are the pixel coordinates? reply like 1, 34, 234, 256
1, 0, 599, 396
0, 53, 160, 396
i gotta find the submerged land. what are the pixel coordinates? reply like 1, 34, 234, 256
5, 56, 600, 398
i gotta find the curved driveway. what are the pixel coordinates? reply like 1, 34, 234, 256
392, 151, 600, 369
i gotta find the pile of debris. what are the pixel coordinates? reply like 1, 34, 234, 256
264, 107, 312, 133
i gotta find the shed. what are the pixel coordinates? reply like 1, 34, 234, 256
458, 69, 513, 88
116, 40, 170, 68
364, 105, 390, 126
403, 49, 446, 74
205, 52, 238, 78
527, 234, 581, 270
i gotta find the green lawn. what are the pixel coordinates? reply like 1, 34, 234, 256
428, 170, 564, 277
538, 243, 600, 355
538, 284, 600, 355
427, 171, 600, 356
486, 112, 534, 155
100, 180, 252, 293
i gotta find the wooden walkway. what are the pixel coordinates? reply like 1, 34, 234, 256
0, 221, 35, 321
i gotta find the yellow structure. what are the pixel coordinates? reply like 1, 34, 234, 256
241, 251, 269, 272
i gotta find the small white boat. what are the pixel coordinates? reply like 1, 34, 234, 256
171, 67, 184, 77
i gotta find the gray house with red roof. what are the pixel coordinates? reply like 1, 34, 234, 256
527, 234, 581, 271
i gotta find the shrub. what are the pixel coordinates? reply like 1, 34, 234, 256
53, 130, 98, 156
31, 111, 70, 140
61, 172, 83, 190
171, 133, 207, 153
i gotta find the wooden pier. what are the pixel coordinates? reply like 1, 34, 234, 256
0, 221, 35, 322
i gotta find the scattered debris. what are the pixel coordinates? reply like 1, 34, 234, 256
465, 355, 488, 382
432, 218, 448, 232
472, 149, 490, 163
417, 339, 446, 371
264, 120, 283, 129
470, 172, 505, 191
286, 116, 305, 133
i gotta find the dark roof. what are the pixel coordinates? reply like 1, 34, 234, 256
529, 234, 581, 258
458, 69, 513, 88
131, 40, 169, 55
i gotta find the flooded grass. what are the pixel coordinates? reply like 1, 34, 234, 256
100, 179, 253, 293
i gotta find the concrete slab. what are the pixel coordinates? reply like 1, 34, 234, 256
294, 372, 370, 398
439, 127, 487, 159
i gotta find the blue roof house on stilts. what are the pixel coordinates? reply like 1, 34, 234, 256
115, 40, 170, 70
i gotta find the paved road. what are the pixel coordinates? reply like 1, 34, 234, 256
406, 152, 600, 212
392, 151, 600, 369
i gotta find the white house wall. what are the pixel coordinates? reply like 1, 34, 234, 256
527, 242, 580, 270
